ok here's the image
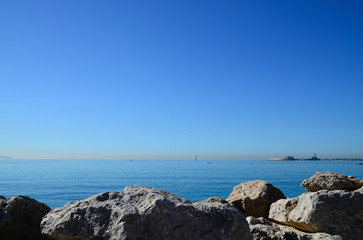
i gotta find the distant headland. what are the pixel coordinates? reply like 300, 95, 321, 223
0, 156, 12, 159
267, 154, 363, 161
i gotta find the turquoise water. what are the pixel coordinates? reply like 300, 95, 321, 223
0, 159, 362, 209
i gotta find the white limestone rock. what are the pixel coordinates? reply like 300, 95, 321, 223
301, 172, 363, 192
41, 185, 252, 240
268, 189, 363, 240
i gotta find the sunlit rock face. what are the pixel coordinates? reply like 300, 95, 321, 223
301, 171, 363, 192
268, 188, 363, 240
41, 185, 252, 240
227, 180, 286, 218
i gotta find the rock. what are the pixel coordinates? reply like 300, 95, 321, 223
301, 172, 363, 192
41, 185, 252, 240
246, 216, 342, 240
227, 180, 286, 218
0, 195, 52, 240
268, 188, 363, 240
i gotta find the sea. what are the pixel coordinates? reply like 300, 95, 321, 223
0, 159, 362, 209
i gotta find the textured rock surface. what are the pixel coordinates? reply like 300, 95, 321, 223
268, 188, 363, 240
227, 180, 286, 218
0, 195, 52, 240
301, 172, 363, 192
41, 185, 252, 240
247, 216, 342, 240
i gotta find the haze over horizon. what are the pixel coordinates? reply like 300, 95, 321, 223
1, 1, 362, 160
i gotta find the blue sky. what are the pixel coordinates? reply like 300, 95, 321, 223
1, 0, 362, 159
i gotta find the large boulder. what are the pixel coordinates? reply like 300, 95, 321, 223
301, 172, 363, 192
247, 216, 342, 240
268, 188, 363, 240
227, 180, 286, 218
0, 195, 52, 240
41, 185, 252, 240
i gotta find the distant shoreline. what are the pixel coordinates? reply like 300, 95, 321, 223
267, 158, 363, 161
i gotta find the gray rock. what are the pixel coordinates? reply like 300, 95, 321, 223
41, 185, 252, 240
246, 216, 342, 240
301, 172, 363, 192
0, 195, 52, 240
268, 189, 363, 240
227, 180, 286, 218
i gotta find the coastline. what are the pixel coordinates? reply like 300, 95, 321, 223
267, 158, 363, 161
1, 171, 362, 240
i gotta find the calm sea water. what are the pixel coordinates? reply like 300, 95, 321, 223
0, 159, 362, 209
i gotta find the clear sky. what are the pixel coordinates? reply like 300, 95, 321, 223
1, 0, 362, 159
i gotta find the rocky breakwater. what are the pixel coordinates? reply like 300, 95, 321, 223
2, 172, 361, 240
0, 195, 51, 240
41, 185, 252, 240
227, 179, 343, 240
268, 172, 363, 240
